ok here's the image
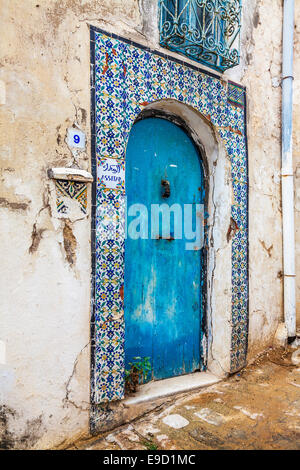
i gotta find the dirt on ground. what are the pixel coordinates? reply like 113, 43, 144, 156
68, 348, 300, 451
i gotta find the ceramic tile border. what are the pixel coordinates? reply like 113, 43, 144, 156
90, 26, 249, 404
55, 180, 88, 215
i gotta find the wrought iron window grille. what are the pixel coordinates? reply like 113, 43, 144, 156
159, 0, 242, 72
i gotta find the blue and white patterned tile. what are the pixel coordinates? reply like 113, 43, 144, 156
92, 31, 249, 401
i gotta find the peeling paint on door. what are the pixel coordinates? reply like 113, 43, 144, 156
124, 117, 205, 381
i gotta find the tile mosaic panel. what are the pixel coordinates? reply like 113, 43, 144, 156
228, 82, 245, 108
91, 28, 249, 403
55, 180, 87, 215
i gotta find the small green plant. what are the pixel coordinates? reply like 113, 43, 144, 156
130, 356, 152, 382
125, 356, 152, 394
143, 440, 158, 451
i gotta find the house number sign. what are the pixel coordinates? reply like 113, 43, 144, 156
67, 128, 86, 150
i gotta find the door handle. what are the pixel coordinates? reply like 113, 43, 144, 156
156, 235, 174, 241
161, 180, 170, 198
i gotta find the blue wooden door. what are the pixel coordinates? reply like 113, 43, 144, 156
124, 117, 204, 381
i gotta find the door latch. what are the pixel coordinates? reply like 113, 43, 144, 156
161, 180, 170, 198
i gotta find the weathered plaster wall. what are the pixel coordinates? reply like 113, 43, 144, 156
0, 0, 287, 448
236, 0, 284, 356
293, 2, 300, 328
0, 0, 143, 450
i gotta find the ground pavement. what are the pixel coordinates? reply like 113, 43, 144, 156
68, 348, 300, 451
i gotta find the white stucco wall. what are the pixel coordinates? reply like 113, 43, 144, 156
0, 0, 290, 448
294, 3, 300, 328
240, 0, 284, 355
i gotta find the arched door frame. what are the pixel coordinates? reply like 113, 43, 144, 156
131, 108, 209, 370
128, 99, 234, 378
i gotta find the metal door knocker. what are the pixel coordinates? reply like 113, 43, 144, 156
161, 179, 170, 198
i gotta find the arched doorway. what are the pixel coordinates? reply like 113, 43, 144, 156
91, 30, 249, 408
124, 116, 205, 381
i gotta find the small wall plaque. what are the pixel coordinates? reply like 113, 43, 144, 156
67, 128, 86, 150
98, 158, 125, 191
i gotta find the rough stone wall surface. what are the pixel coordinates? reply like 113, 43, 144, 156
294, 3, 300, 327
0, 0, 288, 448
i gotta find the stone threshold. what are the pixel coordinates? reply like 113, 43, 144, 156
124, 371, 221, 406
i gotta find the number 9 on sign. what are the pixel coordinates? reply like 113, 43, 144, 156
67, 128, 85, 149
